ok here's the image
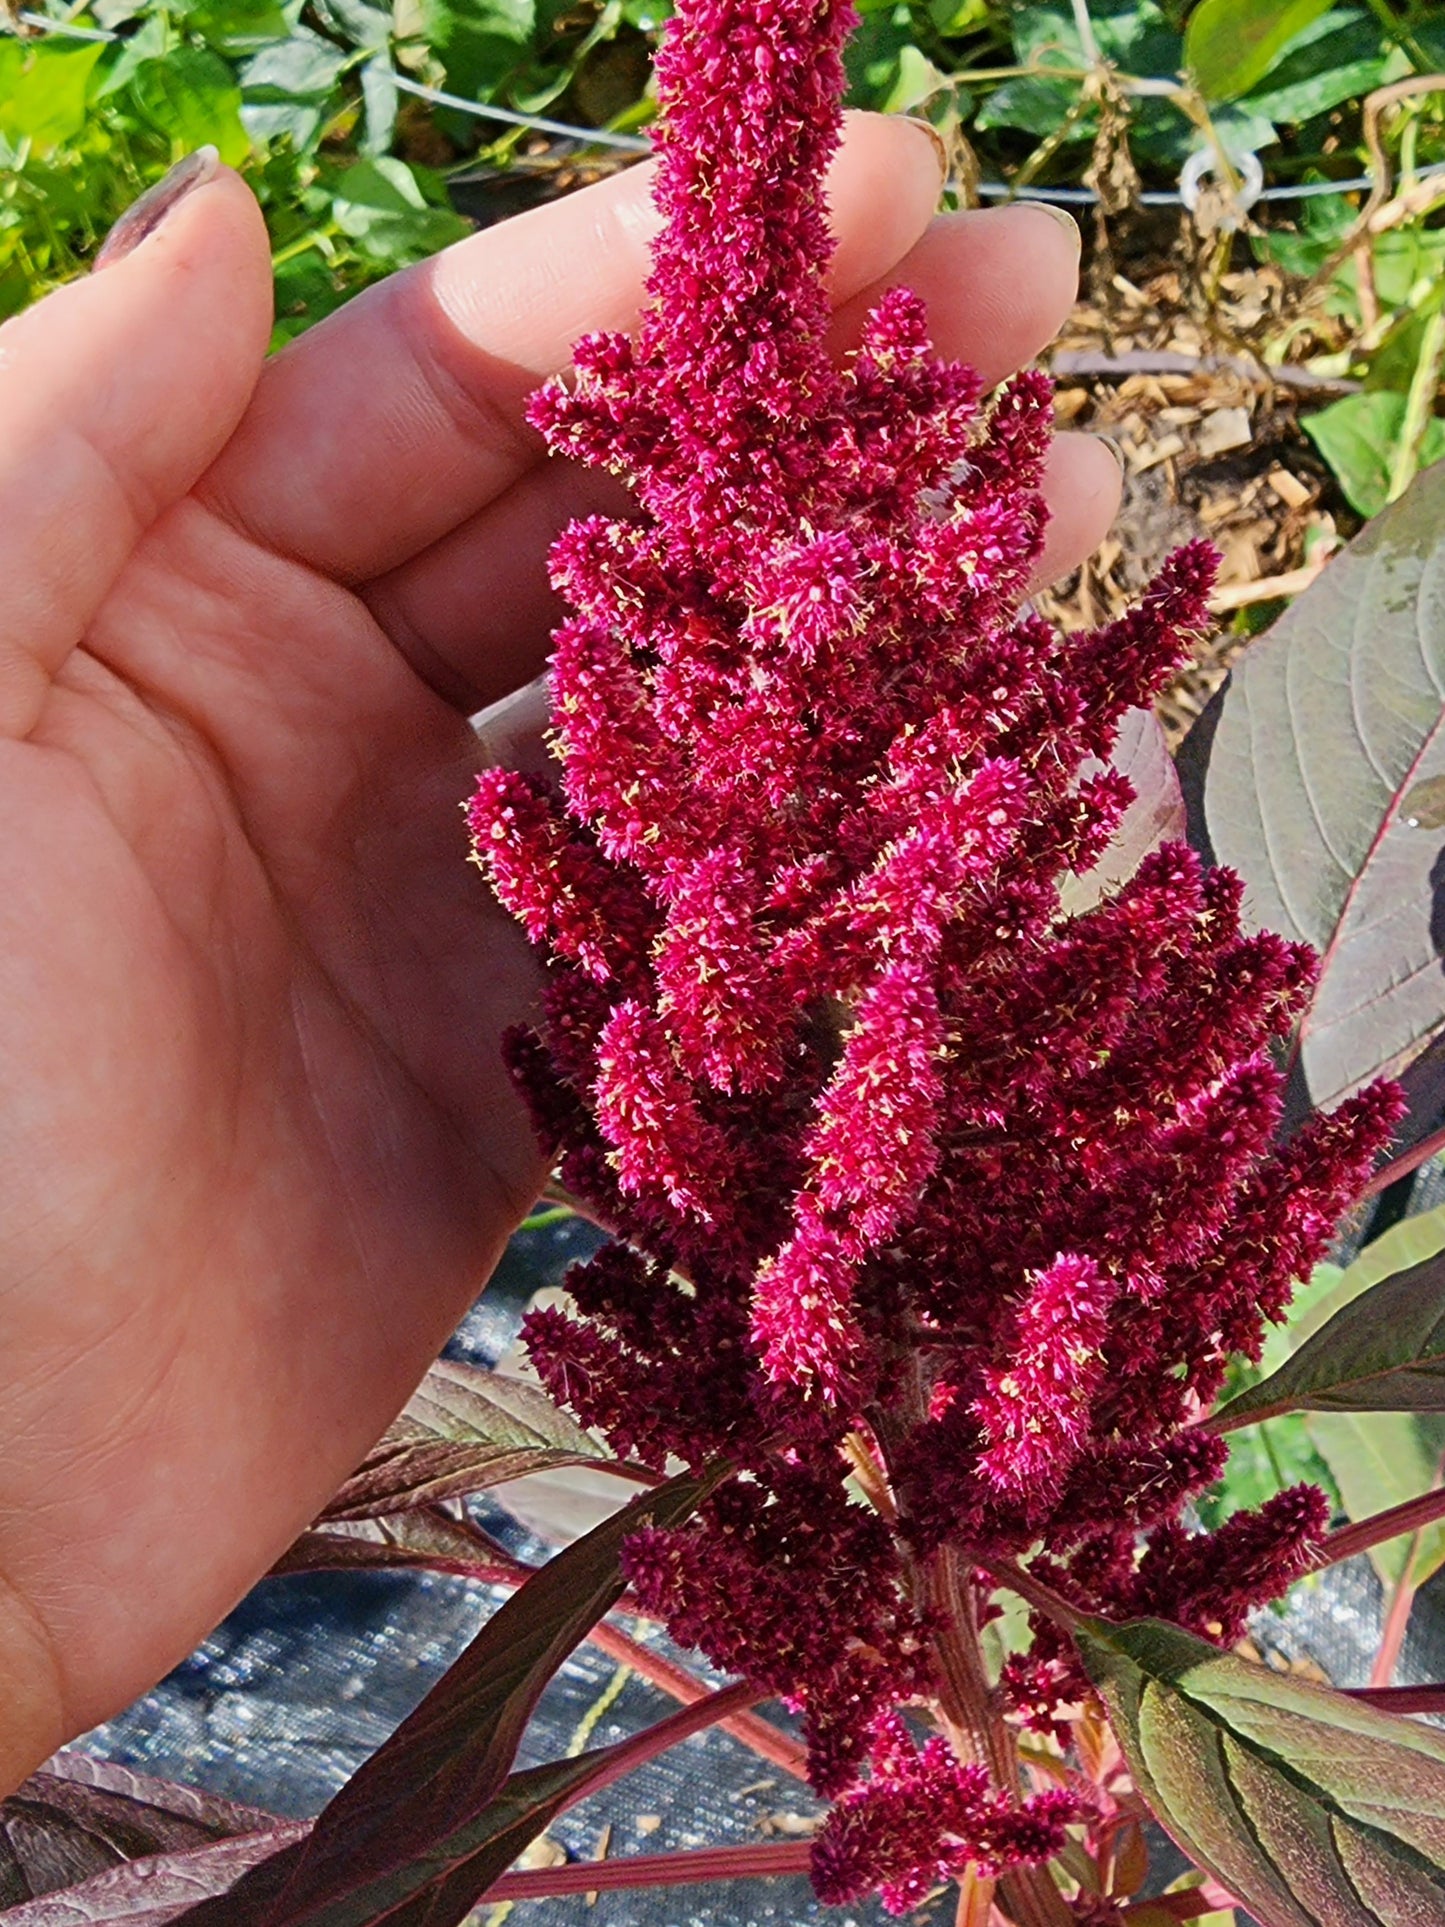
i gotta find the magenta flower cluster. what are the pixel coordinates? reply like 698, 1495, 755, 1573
469, 0, 1400, 1904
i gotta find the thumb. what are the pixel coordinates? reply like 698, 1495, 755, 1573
0, 150, 273, 739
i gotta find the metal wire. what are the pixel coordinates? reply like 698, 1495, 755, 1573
14, 9, 1445, 206
389, 72, 651, 152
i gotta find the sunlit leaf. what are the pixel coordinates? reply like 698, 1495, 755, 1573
1184, 0, 1332, 103
329, 156, 470, 264
122, 50, 251, 166
1213, 1212, 1445, 1580
1195, 459, 1445, 1110
0, 42, 106, 156
1306, 1410, 1445, 1585
321, 1360, 616, 1520
1079, 1616, 1445, 1927
1303, 390, 1445, 519
173, 1467, 724, 1924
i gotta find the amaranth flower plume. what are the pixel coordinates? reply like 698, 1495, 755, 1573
469, 0, 1401, 1906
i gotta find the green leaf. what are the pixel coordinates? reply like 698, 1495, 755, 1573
320, 1359, 619, 1521
239, 29, 351, 101
359, 55, 399, 155
0, 41, 106, 156
1304, 1203, 1445, 1336
1184, 0, 1333, 103
1078, 1616, 1445, 1927
313, 0, 394, 47
1303, 390, 1445, 519
122, 49, 251, 166
1195, 458, 1445, 1109
329, 156, 470, 265
975, 74, 1087, 139
1307, 1410, 1445, 1585
876, 42, 949, 115
174, 1467, 724, 1925
1211, 1248, 1445, 1429
184, 0, 294, 55
1214, 1210, 1445, 1580
1241, 10, 1404, 128
422, 0, 538, 101
239, 30, 350, 153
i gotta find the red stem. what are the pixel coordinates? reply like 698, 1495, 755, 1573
482, 1840, 814, 1901
282, 1521, 807, 1781
1346, 1682, 1445, 1713
1311, 1482, 1445, 1569
554, 1678, 764, 1813
990, 1559, 1087, 1632
1359, 1121, 1445, 1201
1370, 1540, 1421, 1691
584, 1618, 808, 1781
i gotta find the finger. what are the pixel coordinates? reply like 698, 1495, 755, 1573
828, 203, 1082, 387
200, 112, 947, 583
1026, 432, 1125, 594
365, 208, 1091, 710
369, 435, 1122, 716
467, 451, 1123, 780
0, 160, 272, 740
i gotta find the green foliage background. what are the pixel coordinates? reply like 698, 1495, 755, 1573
7, 1, 1445, 344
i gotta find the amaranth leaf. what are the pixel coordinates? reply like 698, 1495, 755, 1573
173, 1465, 724, 1925
321, 1359, 621, 1521
1078, 1616, 1445, 1927
0, 1757, 282, 1909
1195, 458, 1445, 1110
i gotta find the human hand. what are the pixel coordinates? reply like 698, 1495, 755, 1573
0, 127, 1118, 1789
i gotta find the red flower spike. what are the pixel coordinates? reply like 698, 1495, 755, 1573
467, 0, 1405, 1905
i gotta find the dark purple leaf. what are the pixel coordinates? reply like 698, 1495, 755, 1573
321, 1362, 615, 1522
1078, 1615, 1445, 1927
1195, 459, 1445, 1110
0, 1826, 306, 1925
0, 1757, 282, 1910
268, 1507, 519, 1581
171, 1466, 725, 1926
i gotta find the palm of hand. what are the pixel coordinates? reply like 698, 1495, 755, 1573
0, 135, 1114, 1783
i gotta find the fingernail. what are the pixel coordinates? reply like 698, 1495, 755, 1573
1097, 433, 1127, 474
1033, 201, 1082, 251
94, 147, 221, 271
904, 115, 950, 188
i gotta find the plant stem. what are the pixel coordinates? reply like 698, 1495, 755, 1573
585, 1617, 809, 1781
557, 1677, 764, 1810
482, 1840, 814, 1901
1347, 1681, 1445, 1713
1359, 1119, 1445, 1200
1313, 1478, 1445, 1569
1371, 1535, 1422, 1690
925, 1551, 1073, 1927
1387, 298, 1445, 503
1362, 0, 1432, 70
